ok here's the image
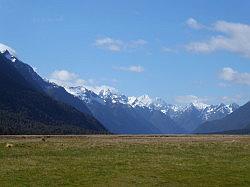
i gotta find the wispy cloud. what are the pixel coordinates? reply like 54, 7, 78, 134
50, 70, 86, 87
162, 46, 178, 54
186, 19, 250, 58
94, 37, 123, 52
94, 37, 147, 52
175, 94, 247, 105
220, 95, 245, 104
113, 65, 144, 73
175, 95, 209, 105
186, 18, 205, 30
32, 16, 64, 23
218, 82, 231, 88
49, 70, 117, 94
219, 67, 250, 85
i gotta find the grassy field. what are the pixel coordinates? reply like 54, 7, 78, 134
0, 135, 249, 186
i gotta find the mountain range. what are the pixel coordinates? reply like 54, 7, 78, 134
66, 86, 239, 134
1, 46, 250, 135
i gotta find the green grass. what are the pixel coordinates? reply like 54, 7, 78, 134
0, 135, 249, 186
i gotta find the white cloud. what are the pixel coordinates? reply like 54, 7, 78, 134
51, 70, 78, 81
0, 43, 17, 56
49, 70, 87, 87
186, 18, 204, 29
186, 20, 250, 58
94, 37, 147, 52
162, 47, 177, 53
49, 70, 117, 94
175, 94, 248, 105
129, 66, 144, 73
114, 65, 144, 73
219, 67, 250, 85
220, 95, 244, 104
175, 95, 208, 105
94, 37, 123, 52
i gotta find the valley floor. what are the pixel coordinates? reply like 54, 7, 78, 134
0, 135, 250, 186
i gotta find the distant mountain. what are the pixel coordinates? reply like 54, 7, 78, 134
169, 103, 239, 132
194, 102, 250, 134
126, 94, 239, 132
66, 86, 238, 134
127, 95, 184, 133
66, 87, 163, 134
0, 50, 107, 134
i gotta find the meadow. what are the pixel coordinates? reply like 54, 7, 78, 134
0, 135, 249, 186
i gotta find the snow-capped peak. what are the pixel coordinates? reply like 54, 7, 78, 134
59, 82, 239, 120
98, 88, 115, 98
65, 86, 105, 105
98, 88, 128, 104
1, 49, 17, 62
201, 103, 239, 121
128, 95, 170, 110
228, 103, 239, 111
134, 95, 153, 107
190, 101, 210, 110
0, 43, 17, 62
128, 96, 137, 105
152, 97, 168, 108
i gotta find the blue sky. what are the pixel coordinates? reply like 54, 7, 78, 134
1, 0, 250, 105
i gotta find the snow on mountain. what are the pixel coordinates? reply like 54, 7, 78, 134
190, 101, 210, 110
65, 86, 129, 105
0, 49, 17, 62
0, 43, 16, 55
58, 84, 240, 133
65, 86, 105, 105
0, 43, 17, 62
62, 84, 239, 129
98, 88, 128, 104
129, 95, 153, 108
127, 94, 238, 122
201, 103, 239, 121
65, 86, 238, 118
128, 96, 137, 105
128, 95, 174, 111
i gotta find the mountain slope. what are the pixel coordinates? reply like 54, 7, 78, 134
10, 56, 92, 115
89, 102, 161, 134
133, 106, 184, 133
194, 102, 250, 134
68, 87, 161, 134
0, 51, 107, 134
